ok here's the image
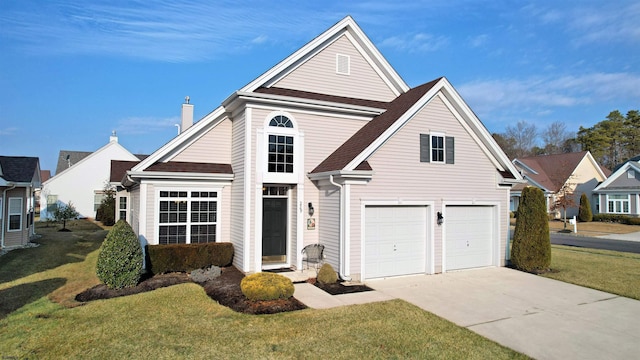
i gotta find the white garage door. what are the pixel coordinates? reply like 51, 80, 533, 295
365, 206, 427, 279
445, 206, 494, 271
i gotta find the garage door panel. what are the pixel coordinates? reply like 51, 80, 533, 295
446, 206, 494, 271
365, 206, 427, 279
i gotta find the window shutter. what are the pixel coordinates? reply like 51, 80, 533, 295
420, 134, 430, 162
446, 136, 455, 164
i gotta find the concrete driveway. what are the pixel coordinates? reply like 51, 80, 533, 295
367, 267, 640, 360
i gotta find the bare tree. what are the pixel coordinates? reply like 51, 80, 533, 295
542, 121, 572, 154
505, 120, 538, 159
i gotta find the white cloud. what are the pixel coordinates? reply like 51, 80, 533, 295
0, 127, 18, 136
468, 34, 489, 48
458, 72, 640, 122
116, 116, 179, 135
379, 33, 449, 52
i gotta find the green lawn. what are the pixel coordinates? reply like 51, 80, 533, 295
0, 221, 527, 359
543, 245, 640, 300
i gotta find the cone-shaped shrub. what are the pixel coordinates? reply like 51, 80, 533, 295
578, 193, 593, 222
511, 186, 551, 272
96, 220, 143, 289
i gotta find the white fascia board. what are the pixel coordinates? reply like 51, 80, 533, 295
0, 178, 7, 186
342, 80, 444, 171
132, 106, 227, 172
583, 151, 608, 179
239, 16, 408, 95
224, 91, 385, 117
594, 162, 640, 191
512, 159, 538, 175
307, 170, 373, 183
523, 176, 551, 192
126, 171, 233, 185
437, 79, 522, 180
46, 141, 138, 184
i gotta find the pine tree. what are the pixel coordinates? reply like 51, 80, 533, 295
578, 193, 593, 222
511, 187, 551, 272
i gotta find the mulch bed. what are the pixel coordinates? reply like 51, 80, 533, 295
308, 278, 374, 295
76, 266, 374, 314
75, 267, 307, 315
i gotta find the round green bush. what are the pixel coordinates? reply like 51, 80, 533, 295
240, 272, 294, 301
317, 263, 338, 284
96, 220, 143, 289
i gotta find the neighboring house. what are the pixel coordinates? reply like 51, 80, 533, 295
40, 132, 143, 220
512, 151, 609, 218
114, 16, 522, 280
593, 155, 640, 217
1, 156, 41, 249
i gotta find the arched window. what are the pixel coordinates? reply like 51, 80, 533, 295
267, 115, 294, 173
269, 115, 293, 128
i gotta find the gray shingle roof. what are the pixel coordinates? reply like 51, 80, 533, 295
0, 156, 39, 183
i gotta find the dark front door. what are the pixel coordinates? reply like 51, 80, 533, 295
262, 197, 287, 263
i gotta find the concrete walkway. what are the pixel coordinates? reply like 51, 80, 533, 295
598, 231, 640, 242
366, 267, 640, 360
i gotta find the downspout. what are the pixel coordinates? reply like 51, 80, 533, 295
329, 175, 351, 281
2, 184, 17, 249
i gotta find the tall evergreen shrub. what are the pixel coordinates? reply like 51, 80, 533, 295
511, 186, 551, 272
578, 193, 593, 222
96, 220, 143, 289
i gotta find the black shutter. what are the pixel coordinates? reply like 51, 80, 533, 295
420, 134, 430, 162
446, 136, 455, 164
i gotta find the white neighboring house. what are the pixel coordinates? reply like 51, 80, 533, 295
40, 133, 142, 220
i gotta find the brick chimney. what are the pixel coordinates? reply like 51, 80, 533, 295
181, 96, 194, 133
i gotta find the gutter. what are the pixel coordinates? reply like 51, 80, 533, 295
329, 175, 351, 281
1, 183, 17, 249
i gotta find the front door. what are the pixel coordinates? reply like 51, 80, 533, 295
262, 197, 288, 264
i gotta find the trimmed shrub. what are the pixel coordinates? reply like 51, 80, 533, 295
317, 263, 338, 284
593, 214, 635, 224
578, 193, 593, 222
147, 243, 234, 274
627, 217, 640, 225
511, 187, 551, 273
190, 265, 222, 283
240, 272, 294, 301
96, 220, 143, 289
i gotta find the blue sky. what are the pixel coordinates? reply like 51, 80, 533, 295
1, 0, 638, 173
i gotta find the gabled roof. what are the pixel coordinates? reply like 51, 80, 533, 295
312, 79, 440, 173
594, 157, 640, 191
55, 150, 92, 175
310, 77, 521, 180
241, 16, 409, 95
514, 151, 606, 192
0, 156, 40, 184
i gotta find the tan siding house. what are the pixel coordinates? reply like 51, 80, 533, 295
1, 156, 41, 249
114, 16, 521, 280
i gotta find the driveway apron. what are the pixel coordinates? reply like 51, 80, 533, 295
367, 267, 640, 360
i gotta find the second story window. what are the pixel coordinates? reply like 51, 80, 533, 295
268, 115, 294, 173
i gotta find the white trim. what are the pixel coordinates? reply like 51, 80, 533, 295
605, 193, 631, 214
240, 16, 408, 95
336, 53, 350, 75
7, 197, 22, 232
442, 201, 501, 273
360, 200, 435, 280
429, 131, 446, 164
153, 187, 222, 245
245, 108, 254, 273
139, 183, 148, 246
261, 111, 300, 184
595, 161, 640, 191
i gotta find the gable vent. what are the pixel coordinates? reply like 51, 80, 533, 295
336, 54, 350, 75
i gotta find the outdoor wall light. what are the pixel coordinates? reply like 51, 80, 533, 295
308, 202, 315, 216
437, 212, 444, 225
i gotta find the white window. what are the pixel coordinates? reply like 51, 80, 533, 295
157, 190, 218, 245
420, 133, 455, 164
119, 196, 127, 221
607, 194, 630, 214
628, 170, 636, 179
47, 195, 58, 213
8, 197, 22, 231
94, 191, 106, 211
